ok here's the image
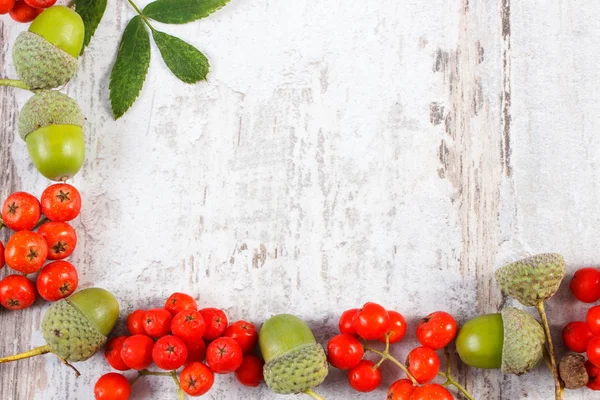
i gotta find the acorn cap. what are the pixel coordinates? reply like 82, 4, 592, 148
18, 91, 84, 141
42, 299, 107, 362
264, 343, 328, 394
41, 288, 119, 362
496, 253, 566, 306
559, 353, 589, 389
13, 31, 78, 90
501, 307, 545, 375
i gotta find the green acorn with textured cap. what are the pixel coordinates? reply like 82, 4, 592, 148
13, 6, 84, 90
19, 90, 85, 181
496, 253, 567, 400
0, 288, 119, 371
259, 314, 328, 398
456, 307, 545, 375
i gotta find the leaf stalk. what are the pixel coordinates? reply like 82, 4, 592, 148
125, 0, 156, 31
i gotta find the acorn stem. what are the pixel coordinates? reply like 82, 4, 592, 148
536, 301, 564, 400
0, 79, 33, 92
56, 354, 81, 377
0, 345, 51, 363
304, 388, 325, 400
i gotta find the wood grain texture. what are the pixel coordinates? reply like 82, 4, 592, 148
0, 0, 598, 399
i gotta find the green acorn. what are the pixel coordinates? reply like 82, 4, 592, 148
259, 314, 328, 395
18, 90, 85, 181
496, 253, 567, 400
0, 288, 119, 367
496, 253, 566, 307
456, 307, 546, 375
42, 288, 119, 362
12, 6, 84, 90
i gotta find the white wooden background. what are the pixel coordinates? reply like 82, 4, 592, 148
1, 0, 599, 399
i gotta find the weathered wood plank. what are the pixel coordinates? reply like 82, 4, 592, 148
501, 1, 600, 398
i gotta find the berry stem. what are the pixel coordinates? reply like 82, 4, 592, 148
169, 370, 185, 400
364, 345, 419, 385
0, 79, 33, 92
131, 369, 184, 399
536, 301, 564, 400
438, 372, 474, 400
438, 346, 475, 400
0, 345, 51, 363
384, 332, 391, 353
33, 215, 49, 231
304, 388, 325, 400
444, 347, 451, 375
136, 370, 174, 378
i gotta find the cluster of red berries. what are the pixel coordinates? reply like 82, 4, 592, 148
562, 267, 600, 390
0, 0, 55, 23
94, 293, 265, 399
327, 302, 460, 400
0, 184, 81, 310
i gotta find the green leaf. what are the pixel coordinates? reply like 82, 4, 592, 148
152, 30, 209, 84
143, 0, 230, 24
109, 16, 151, 119
74, 0, 107, 53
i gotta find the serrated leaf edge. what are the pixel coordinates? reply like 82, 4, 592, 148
74, 0, 108, 54
109, 16, 151, 119
151, 30, 210, 84
143, 0, 230, 24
